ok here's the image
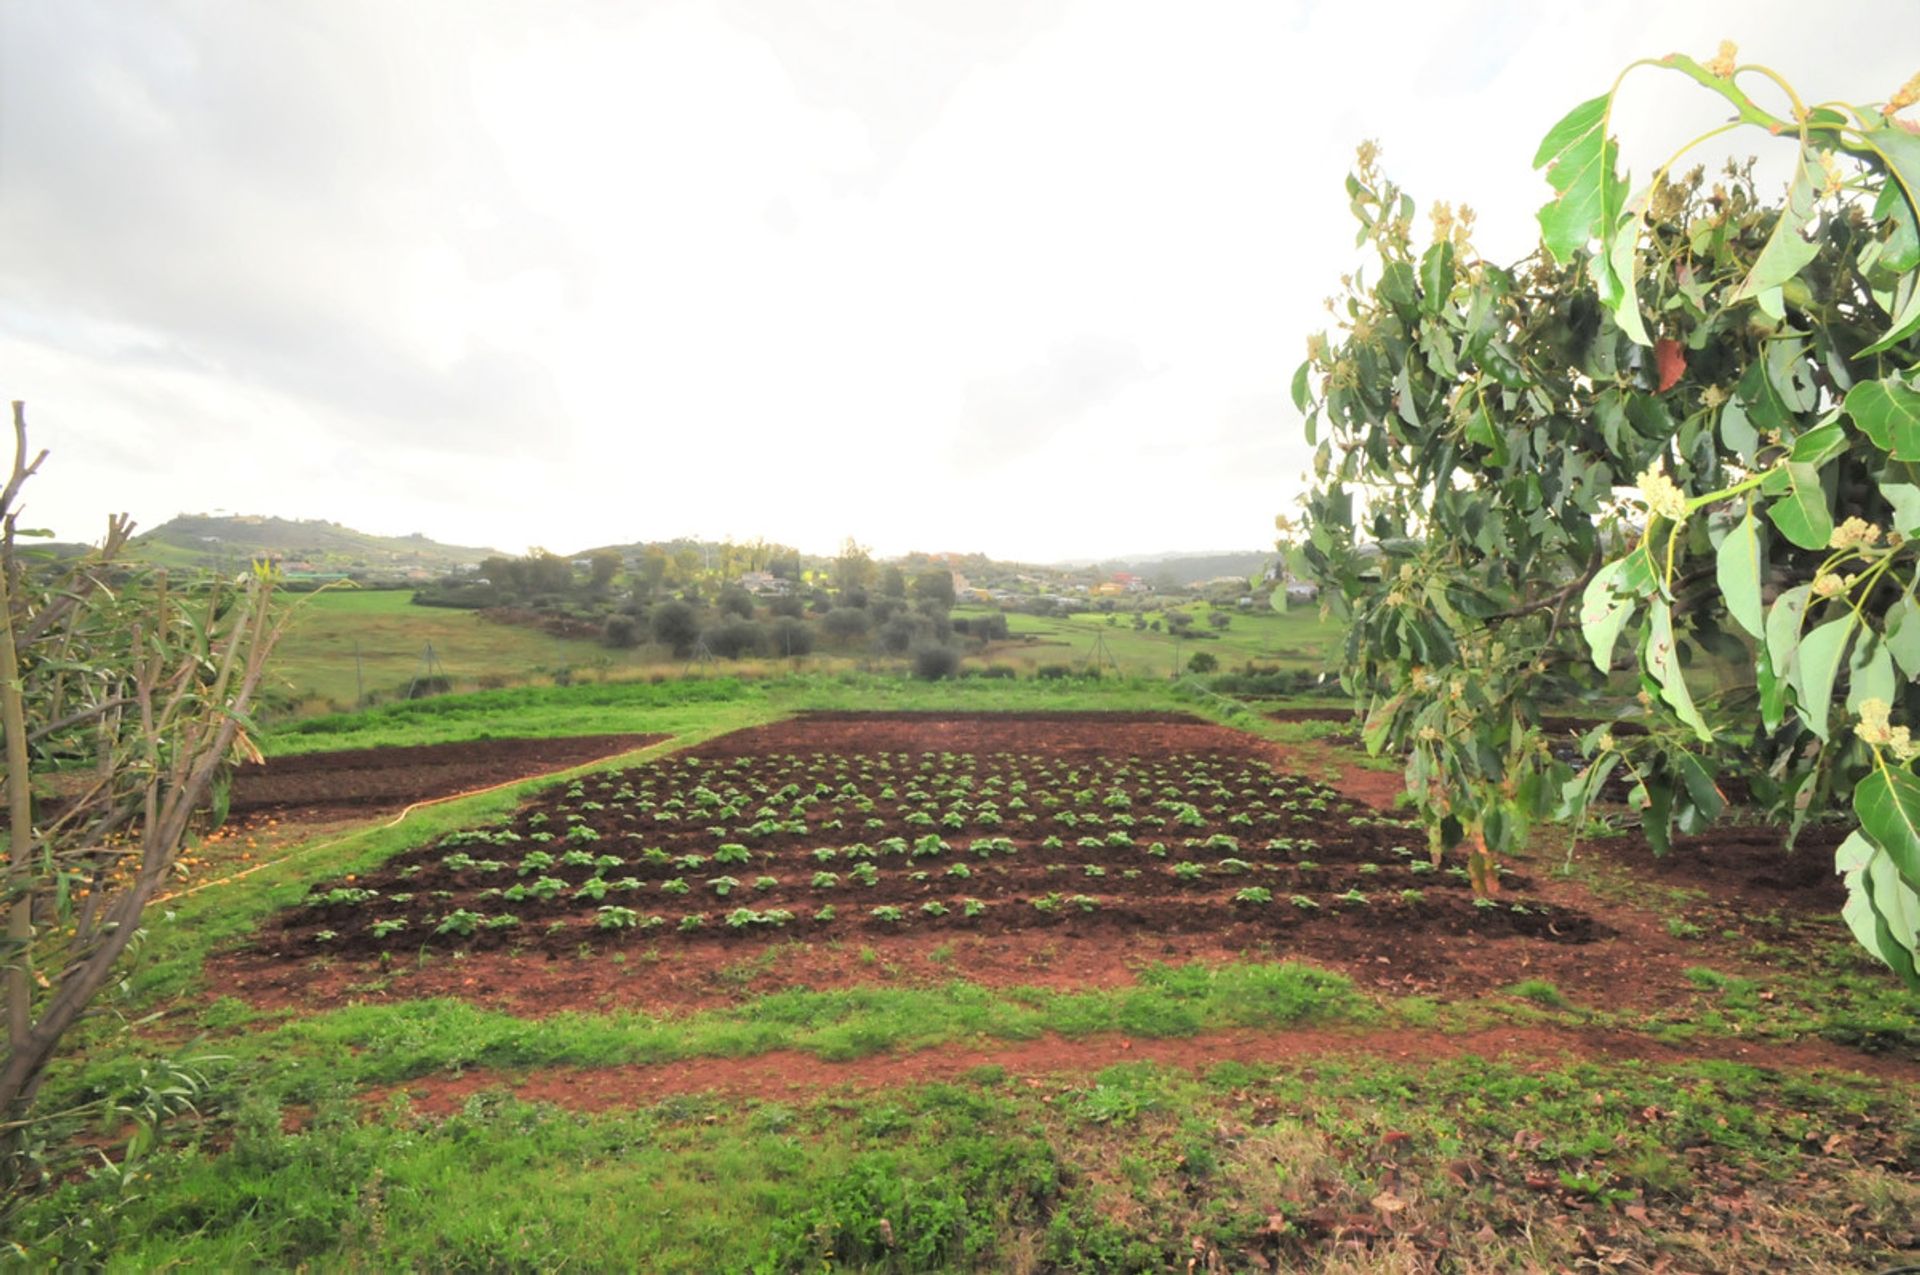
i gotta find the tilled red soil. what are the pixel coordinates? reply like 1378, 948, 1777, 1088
691, 710, 1255, 760
365, 1023, 1920, 1117
208, 713, 1869, 1029
1591, 822, 1848, 913
229, 734, 666, 819
251, 735, 1599, 958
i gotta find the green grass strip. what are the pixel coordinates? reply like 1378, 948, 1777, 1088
135, 960, 1371, 1109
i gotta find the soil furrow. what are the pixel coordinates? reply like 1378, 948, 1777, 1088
364, 1023, 1920, 1118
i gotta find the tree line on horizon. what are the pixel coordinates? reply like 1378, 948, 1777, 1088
412, 540, 1001, 678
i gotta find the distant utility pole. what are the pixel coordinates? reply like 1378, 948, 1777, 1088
407, 641, 446, 700
1084, 629, 1119, 677
685, 634, 715, 678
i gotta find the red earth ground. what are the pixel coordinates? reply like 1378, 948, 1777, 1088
151, 734, 669, 906
229, 733, 666, 818
363, 1021, 1920, 1118
214, 713, 1870, 1050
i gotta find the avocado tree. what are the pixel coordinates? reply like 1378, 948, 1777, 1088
1293, 48, 1920, 982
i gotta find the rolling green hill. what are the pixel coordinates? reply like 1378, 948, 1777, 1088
132, 515, 499, 576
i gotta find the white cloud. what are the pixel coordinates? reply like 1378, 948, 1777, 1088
2, 0, 1913, 560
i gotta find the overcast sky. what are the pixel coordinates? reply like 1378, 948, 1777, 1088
3, 3, 1912, 561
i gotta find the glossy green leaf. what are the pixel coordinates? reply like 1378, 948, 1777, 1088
1558, 754, 1620, 822
1616, 538, 1661, 598
1393, 361, 1423, 429
1462, 404, 1509, 466
1845, 376, 1920, 460
1422, 578, 1461, 628
1673, 751, 1725, 826
1863, 270, 1920, 356
1862, 271, 1920, 356
1888, 595, 1920, 680
1290, 361, 1313, 415
1533, 94, 1622, 267
1865, 849, 1920, 965
1766, 584, 1811, 679
1645, 597, 1711, 741
1766, 338, 1818, 414
1873, 175, 1920, 274
1787, 420, 1847, 466
1362, 692, 1406, 757
1764, 462, 1832, 550
1850, 105, 1920, 259
1854, 764, 1920, 897
1757, 641, 1787, 734
1836, 832, 1888, 959
1728, 155, 1822, 304
1837, 831, 1920, 985
1418, 240, 1454, 313
1847, 635, 1894, 716
1792, 615, 1855, 742
1882, 482, 1920, 536
1738, 361, 1792, 434
1719, 397, 1758, 461
1579, 559, 1633, 673
1714, 509, 1764, 639
1641, 773, 1674, 857
1601, 211, 1651, 346
1378, 261, 1418, 316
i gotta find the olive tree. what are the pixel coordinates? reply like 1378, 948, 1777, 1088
0, 405, 291, 1194
1294, 51, 1920, 980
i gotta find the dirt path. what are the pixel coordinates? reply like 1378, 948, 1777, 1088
366, 1023, 1920, 1117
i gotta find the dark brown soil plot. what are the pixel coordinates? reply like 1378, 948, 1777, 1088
229, 734, 666, 819
212, 714, 1870, 1028
252, 744, 1596, 959
690, 710, 1254, 760
220, 713, 1662, 1016
1592, 822, 1849, 914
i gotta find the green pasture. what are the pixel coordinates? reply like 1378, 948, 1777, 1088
267, 590, 643, 713
256, 670, 1311, 757
262, 590, 1346, 720
974, 602, 1340, 678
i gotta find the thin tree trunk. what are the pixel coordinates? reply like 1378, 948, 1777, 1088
1, 541, 34, 1057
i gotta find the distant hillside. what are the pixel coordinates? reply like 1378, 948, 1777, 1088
1073, 551, 1275, 586
132, 515, 500, 577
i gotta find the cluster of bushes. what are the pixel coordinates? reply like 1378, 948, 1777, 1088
698, 616, 815, 659
949, 613, 1009, 640
609, 591, 997, 678
1035, 664, 1105, 681
1205, 668, 1338, 697
411, 549, 1029, 676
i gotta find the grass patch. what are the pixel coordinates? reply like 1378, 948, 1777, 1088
261, 671, 1243, 756
152, 961, 1372, 1102
261, 674, 775, 755
269, 589, 631, 712
19, 1053, 1917, 1270
1505, 979, 1574, 1010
